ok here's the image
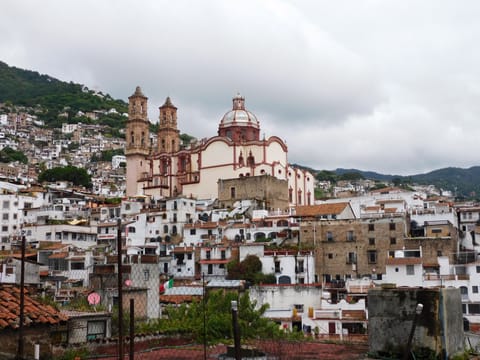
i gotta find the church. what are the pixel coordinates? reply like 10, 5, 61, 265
125, 86, 314, 208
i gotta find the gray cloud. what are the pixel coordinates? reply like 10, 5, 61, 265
1, 0, 480, 175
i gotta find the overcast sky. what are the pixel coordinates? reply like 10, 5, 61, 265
1, 1, 479, 175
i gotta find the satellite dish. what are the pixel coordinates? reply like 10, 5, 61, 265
87, 292, 101, 306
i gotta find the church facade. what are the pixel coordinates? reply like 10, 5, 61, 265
125, 86, 314, 208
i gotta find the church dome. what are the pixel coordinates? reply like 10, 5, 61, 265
219, 94, 259, 129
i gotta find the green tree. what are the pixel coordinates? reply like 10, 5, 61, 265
91, 148, 124, 162
226, 255, 275, 284
315, 170, 337, 182
38, 165, 92, 188
338, 172, 364, 181
143, 290, 282, 343
0, 146, 28, 164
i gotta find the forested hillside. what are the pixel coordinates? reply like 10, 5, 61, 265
0, 61, 127, 127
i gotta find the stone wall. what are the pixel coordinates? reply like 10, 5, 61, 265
368, 287, 464, 358
217, 175, 288, 211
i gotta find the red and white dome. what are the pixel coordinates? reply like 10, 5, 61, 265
218, 94, 260, 141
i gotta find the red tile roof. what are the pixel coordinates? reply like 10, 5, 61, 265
386, 257, 422, 265
0, 285, 67, 329
294, 202, 349, 217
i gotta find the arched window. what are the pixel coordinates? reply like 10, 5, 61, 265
238, 152, 244, 167
247, 151, 255, 166
163, 225, 169, 234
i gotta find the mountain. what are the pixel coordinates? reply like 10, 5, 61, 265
330, 167, 480, 199
0, 61, 127, 126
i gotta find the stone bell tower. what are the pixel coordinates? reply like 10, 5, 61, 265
157, 97, 180, 154
125, 86, 150, 196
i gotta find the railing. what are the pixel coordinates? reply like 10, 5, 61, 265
423, 274, 470, 281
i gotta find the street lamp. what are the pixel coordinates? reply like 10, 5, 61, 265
231, 300, 241, 360
403, 303, 423, 360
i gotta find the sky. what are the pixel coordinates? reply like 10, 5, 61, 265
1, 0, 480, 176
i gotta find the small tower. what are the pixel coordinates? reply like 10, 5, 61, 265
157, 97, 180, 153
125, 86, 150, 196
126, 86, 150, 156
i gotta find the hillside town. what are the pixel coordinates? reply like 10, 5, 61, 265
0, 87, 476, 358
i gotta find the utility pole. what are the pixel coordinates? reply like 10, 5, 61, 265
16, 233, 26, 360
231, 300, 241, 360
117, 219, 124, 360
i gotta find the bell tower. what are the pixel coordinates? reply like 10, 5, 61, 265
126, 86, 150, 196
157, 97, 180, 153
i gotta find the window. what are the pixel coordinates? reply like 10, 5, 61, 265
13, 214, 17, 220
127, 226, 136, 234
437, 251, 442, 257
2, 201, 9, 209
406, 265, 414, 275
368, 224, 374, 231
144, 269, 150, 281
206, 250, 211, 260
431, 228, 442, 234
327, 253, 333, 259
476, 266, 480, 273
207, 264, 213, 274
326, 231, 334, 242
71, 262, 85, 270
347, 252, 356, 264
163, 225, 169, 234
1, 226, 7, 232
367, 250, 377, 264
294, 304, 304, 313
187, 253, 192, 260
473, 286, 479, 294
274, 261, 281, 273
390, 237, 396, 245
2, 213, 8, 220
297, 260, 304, 273
230, 187, 236, 199
346, 231, 355, 242
87, 320, 106, 341
369, 238, 375, 246
389, 222, 396, 231
221, 250, 226, 259
190, 229, 196, 235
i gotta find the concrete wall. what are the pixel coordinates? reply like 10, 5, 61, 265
368, 287, 464, 358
